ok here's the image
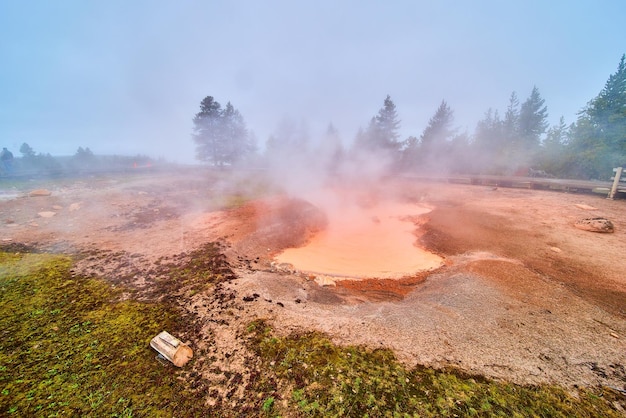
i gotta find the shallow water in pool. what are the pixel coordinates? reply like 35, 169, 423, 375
275, 200, 442, 279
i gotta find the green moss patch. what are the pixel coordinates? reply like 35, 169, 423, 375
2, 245, 624, 417
247, 320, 625, 417
0, 251, 205, 416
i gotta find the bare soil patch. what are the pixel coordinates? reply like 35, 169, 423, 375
1, 169, 625, 400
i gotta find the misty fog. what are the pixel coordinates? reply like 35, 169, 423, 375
1, 2, 624, 166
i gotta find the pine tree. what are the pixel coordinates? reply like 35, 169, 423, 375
356, 95, 401, 152
19, 142, 36, 159
544, 116, 569, 149
221, 102, 251, 162
400, 100, 455, 173
420, 100, 455, 148
502, 92, 520, 145
471, 108, 504, 173
192, 96, 222, 164
375, 95, 401, 149
537, 116, 569, 175
518, 86, 549, 153
192, 96, 251, 166
567, 54, 626, 179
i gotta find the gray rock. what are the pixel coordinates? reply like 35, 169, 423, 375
574, 217, 614, 233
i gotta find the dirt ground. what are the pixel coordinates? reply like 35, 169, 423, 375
1, 168, 625, 397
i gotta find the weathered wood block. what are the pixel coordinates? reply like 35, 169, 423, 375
150, 331, 193, 367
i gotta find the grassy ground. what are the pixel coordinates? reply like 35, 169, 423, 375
1, 248, 624, 417
0, 250, 206, 416
246, 321, 625, 417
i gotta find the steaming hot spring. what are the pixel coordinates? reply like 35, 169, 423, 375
271, 189, 443, 285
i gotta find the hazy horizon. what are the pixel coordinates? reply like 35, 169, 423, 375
1, 1, 625, 163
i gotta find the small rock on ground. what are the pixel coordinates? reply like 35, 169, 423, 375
29, 189, 52, 197
574, 217, 614, 233
38, 211, 57, 218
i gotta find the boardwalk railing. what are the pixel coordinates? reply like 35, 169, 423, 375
402, 168, 626, 199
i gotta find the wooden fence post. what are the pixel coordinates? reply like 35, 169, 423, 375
608, 167, 623, 200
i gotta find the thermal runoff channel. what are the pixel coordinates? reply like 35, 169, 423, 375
275, 190, 443, 280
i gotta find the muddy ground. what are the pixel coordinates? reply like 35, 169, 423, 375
1, 167, 625, 402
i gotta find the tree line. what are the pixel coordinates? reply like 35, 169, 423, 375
0, 142, 153, 177
193, 54, 625, 180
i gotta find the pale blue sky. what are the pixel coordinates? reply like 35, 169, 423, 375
1, 0, 624, 162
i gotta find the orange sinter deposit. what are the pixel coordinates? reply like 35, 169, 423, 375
275, 196, 443, 281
